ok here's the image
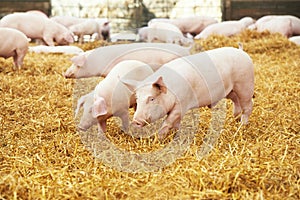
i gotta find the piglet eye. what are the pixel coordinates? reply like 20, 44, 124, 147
147, 96, 155, 103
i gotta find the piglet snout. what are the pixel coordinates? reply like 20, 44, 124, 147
63, 72, 75, 78
77, 125, 87, 132
131, 119, 146, 128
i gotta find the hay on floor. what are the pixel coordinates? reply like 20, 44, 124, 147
0, 30, 299, 199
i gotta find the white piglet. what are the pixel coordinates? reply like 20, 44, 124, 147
122, 47, 254, 139
50, 16, 84, 28
29, 45, 83, 55
63, 43, 190, 79
195, 17, 254, 39
252, 15, 300, 36
91, 60, 154, 132
147, 22, 193, 46
0, 28, 29, 69
147, 16, 218, 36
0, 12, 74, 46
171, 16, 218, 36
69, 19, 110, 42
69, 19, 100, 43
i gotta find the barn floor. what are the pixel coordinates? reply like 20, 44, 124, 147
0, 30, 299, 199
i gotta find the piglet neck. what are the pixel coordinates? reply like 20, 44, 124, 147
163, 90, 177, 113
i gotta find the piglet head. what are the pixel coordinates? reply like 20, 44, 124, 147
240, 17, 255, 28
75, 92, 98, 131
64, 31, 75, 43
63, 54, 87, 78
122, 76, 174, 127
57, 31, 74, 45
101, 22, 110, 40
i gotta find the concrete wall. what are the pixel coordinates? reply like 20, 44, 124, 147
51, 0, 222, 33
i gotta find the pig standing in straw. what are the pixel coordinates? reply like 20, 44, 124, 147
121, 47, 254, 139
194, 17, 254, 39
63, 43, 190, 79
92, 60, 154, 132
0, 12, 74, 46
0, 28, 28, 69
75, 60, 153, 132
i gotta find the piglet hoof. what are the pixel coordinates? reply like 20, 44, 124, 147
120, 126, 129, 133
77, 125, 87, 132
157, 132, 167, 142
241, 114, 249, 125
233, 115, 241, 123
157, 126, 171, 141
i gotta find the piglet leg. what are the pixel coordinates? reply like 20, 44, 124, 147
158, 109, 182, 140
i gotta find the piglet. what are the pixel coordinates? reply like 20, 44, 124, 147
63, 43, 190, 79
69, 19, 107, 43
122, 47, 254, 139
147, 16, 218, 36
92, 60, 154, 132
29, 45, 84, 55
171, 16, 218, 36
146, 22, 193, 46
252, 15, 297, 37
195, 17, 254, 39
0, 28, 28, 69
255, 15, 293, 37
0, 12, 74, 46
50, 16, 84, 28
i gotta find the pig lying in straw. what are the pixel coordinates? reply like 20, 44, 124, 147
249, 15, 300, 37
29, 45, 83, 55
144, 22, 193, 46
63, 43, 190, 78
0, 12, 74, 46
194, 17, 254, 39
75, 60, 153, 132
0, 28, 28, 69
121, 47, 254, 139
148, 16, 218, 36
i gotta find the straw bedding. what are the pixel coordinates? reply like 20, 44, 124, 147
0, 30, 299, 199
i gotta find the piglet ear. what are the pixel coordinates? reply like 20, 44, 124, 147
70, 54, 86, 67
65, 33, 74, 43
92, 96, 107, 118
74, 94, 87, 117
152, 76, 167, 94
120, 78, 139, 92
